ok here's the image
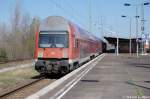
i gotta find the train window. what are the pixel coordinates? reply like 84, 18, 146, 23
39, 32, 68, 48
75, 39, 79, 48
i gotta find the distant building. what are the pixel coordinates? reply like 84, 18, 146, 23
104, 36, 141, 53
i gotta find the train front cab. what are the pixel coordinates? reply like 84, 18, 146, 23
35, 31, 71, 74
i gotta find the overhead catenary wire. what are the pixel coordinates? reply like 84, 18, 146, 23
64, 0, 87, 29
50, 0, 85, 28
50, 0, 119, 36
65, 0, 85, 19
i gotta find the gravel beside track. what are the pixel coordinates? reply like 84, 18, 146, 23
0, 62, 34, 73
0, 60, 34, 69
0, 76, 56, 99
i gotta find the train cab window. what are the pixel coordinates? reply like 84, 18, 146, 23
39, 31, 68, 48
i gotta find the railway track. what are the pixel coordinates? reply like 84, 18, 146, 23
0, 76, 44, 98
0, 55, 102, 99
0, 75, 55, 99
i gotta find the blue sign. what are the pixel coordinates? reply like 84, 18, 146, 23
141, 34, 150, 41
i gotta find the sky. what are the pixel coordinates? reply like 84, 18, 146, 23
0, 0, 150, 38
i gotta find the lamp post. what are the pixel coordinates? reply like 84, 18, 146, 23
141, 2, 150, 54
121, 15, 132, 55
124, 3, 139, 57
135, 6, 139, 57
124, 1, 150, 56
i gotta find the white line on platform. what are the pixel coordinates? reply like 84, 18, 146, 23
51, 55, 104, 99
0, 63, 34, 73
26, 54, 105, 99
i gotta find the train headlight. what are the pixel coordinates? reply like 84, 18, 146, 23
38, 51, 43, 57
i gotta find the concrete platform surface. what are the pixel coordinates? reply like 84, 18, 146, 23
27, 54, 150, 99
60, 54, 150, 99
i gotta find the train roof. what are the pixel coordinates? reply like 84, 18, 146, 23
40, 16, 69, 31
74, 23, 101, 42
40, 16, 102, 42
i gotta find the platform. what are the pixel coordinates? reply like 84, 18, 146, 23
27, 54, 150, 99
60, 54, 150, 99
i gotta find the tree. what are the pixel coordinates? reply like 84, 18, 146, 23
0, 23, 8, 62
27, 17, 40, 58
0, 1, 41, 61
11, 0, 21, 33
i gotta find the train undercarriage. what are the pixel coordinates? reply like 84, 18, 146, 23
35, 58, 76, 75
35, 54, 100, 75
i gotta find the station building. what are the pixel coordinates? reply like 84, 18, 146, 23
104, 36, 142, 53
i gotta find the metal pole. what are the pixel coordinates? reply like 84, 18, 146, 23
136, 5, 139, 57
101, 16, 103, 36
141, 0, 145, 54
129, 17, 132, 55
88, 0, 91, 33
117, 32, 119, 56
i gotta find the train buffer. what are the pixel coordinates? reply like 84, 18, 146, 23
26, 54, 150, 99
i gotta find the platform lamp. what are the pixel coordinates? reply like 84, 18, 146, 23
124, 3, 139, 57
141, 2, 150, 55
124, 2, 150, 56
121, 15, 132, 55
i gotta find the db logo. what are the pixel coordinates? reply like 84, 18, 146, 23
51, 52, 55, 55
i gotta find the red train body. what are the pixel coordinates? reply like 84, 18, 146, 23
34, 16, 102, 74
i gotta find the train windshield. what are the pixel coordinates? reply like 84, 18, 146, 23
39, 32, 68, 48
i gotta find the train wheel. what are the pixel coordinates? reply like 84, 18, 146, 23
90, 56, 93, 60
60, 66, 70, 74
74, 63, 79, 69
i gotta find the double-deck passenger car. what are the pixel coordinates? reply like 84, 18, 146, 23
34, 16, 102, 74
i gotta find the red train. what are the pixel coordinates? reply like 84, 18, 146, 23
34, 16, 102, 74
